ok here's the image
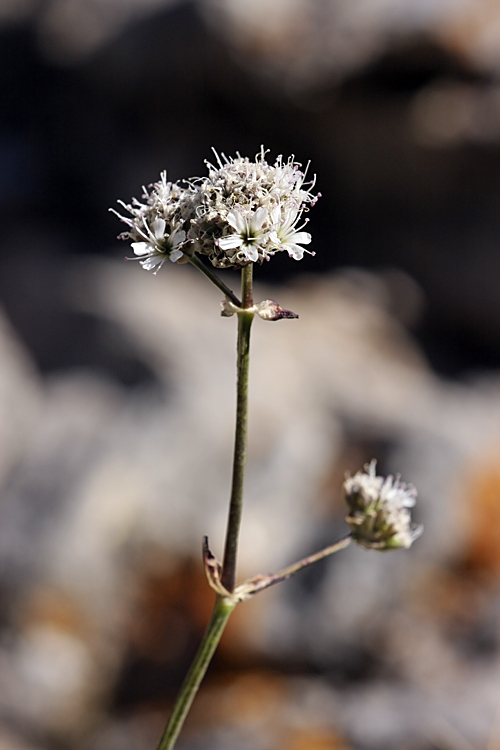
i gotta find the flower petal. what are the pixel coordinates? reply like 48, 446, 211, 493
219, 235, 243, 250
281, 209, 299, 233
153, 217, 166, 239
269, 206, 281, 225
250, 206, 268, 229
226, 209, 246, 233
131, 242, 152, 256
287, 245, 304, 260
169, 249, 184, 263
245, 246, 259, 262
170, 227, 186, 247
290, 231, 311, 245
141, 255, 164, 270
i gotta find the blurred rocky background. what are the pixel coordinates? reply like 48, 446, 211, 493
2, 0, 500, 749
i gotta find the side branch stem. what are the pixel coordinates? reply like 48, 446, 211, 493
189, 255, 241, 307
252, 535, 352, 594
221, 264, 254, 593
156, 596, 235, 750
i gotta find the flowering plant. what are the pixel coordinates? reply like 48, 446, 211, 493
111, 148, 422, 750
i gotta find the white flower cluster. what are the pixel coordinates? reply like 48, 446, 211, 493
111, 148, 319, 272
343, 461, 423, 550
110, 172, 197, 274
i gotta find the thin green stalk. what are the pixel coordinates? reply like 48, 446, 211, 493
156, 265, 254, 749
156, 596, 235, 750
250, 535, 352, 595
221, 264, 253, 593
189, 255, 241, 307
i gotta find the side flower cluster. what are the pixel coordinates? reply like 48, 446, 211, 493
111, 148, 319, 272
343, 461, 423, 550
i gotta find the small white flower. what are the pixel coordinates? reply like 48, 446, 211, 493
269, 207, 313, 260
218, 207, 269, 263
130, 218, 186, 274
110, 170, 195, 274
343, 460, 423, 550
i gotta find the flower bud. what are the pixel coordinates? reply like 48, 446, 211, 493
253, 300, 299, 321
220, 297, 298, 320
344, 460, 423, 550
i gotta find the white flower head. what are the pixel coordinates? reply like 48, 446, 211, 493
111, 148, 319, 272
189, 147, 319, 268
343, 460, 423, 550
110, 171, 194, 273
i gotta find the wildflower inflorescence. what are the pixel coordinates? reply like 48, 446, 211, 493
343, 461, 423, 550
111, 147, 319, 272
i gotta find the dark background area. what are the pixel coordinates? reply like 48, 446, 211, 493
2, 0, 500, 381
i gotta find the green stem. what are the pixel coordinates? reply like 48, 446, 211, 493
189, 255, 241, 307
156, 596, 235, 750
155, 265, 254, 749
221, 265, 253, 593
